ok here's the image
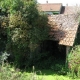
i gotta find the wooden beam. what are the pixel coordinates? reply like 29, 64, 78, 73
66, 46, 70, 54
65, 46, 70, 67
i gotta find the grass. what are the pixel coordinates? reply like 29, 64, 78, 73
1, 63, 80, 80
19, 69, 80, 80
34, 69, 80, 80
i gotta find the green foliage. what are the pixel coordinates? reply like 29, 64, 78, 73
68, 45, 80, 78
0, 0, 50, 68
0, 0, 23, 14
0, 62, 80, 80
0, 62, 44, 80
0, 52, 10, 65
0, 52, 10, 62
29, 52, 53, 69
0, 16, 9, 51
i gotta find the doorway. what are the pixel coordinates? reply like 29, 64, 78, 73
40, 40, 66, 64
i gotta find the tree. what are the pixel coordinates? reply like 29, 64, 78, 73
0, 0, 50, 68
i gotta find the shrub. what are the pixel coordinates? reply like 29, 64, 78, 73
0, 62, 44, 80
0, 0, 50, 68
68, 45, 80, 78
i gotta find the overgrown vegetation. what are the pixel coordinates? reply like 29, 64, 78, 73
0, 0, 50, 68
0, 0, 80, 80
0, 52, 80, 80
68, 46, 80, 78
67, 25, 80, 78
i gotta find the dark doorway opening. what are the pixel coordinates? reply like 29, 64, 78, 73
40, 40, 66, 60
38, 40, 66, 68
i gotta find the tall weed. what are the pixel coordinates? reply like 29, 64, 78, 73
68, 45, 80, 78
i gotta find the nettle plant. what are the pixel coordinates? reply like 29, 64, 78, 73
68, 45, 80, 78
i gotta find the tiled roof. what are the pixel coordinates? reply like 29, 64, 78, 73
38, 3, 62, 12
64, 6, 79, 15
48, 14, 79, 46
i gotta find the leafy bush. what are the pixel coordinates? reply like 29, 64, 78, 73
0, 0, 50, 68
0, 16, 9, 52
68, 45, 80, 78
28, 51, 55, 69
0, 62, 44, 80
